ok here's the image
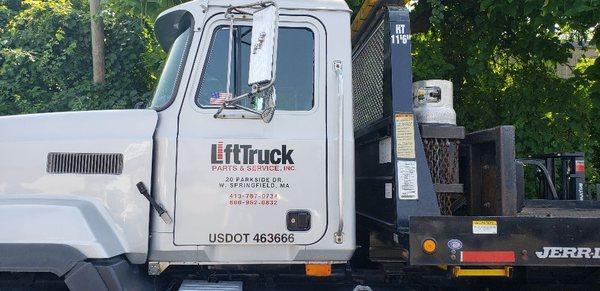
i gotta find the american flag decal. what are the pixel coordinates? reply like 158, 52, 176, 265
210, 92, 232, 105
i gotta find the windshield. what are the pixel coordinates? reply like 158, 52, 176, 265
151, 26, 192, 110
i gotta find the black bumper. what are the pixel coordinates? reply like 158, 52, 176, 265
410, 216, 600, 267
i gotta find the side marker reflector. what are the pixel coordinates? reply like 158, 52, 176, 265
305, 264, 332, 277
460, 251, 515, 263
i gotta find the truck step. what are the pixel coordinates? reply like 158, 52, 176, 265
179, 280, 243, 291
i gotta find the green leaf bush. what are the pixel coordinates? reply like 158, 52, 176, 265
0, 0, 159, 114
411, 0, 599, 186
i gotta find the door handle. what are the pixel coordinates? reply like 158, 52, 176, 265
333, 60, 344, 244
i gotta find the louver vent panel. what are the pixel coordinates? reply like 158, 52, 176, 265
47, 152, 123, 175
352, 19, 386, 131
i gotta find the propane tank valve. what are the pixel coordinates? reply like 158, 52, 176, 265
412, 80, 456, 125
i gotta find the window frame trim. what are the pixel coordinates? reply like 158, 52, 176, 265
192, 16, 320, 113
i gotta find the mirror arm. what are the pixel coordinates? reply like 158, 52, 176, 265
214, 101, 263, 119
230, 103, 263, 115
225, 14, 235, 96
216, 1, 279, 122
228, 92, 252, 103
226, 1, 276, 16
213, 92, 258, 119
252, 76, 276, 94
226, 1, 279, 91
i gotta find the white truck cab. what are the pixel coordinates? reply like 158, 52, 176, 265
0, 0, 355, 286
149, 0, 355, 268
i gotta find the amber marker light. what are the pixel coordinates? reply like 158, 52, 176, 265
422, 238, 437, 254
305, 264, 332, 277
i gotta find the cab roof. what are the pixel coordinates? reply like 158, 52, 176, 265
155, 0, 351, 50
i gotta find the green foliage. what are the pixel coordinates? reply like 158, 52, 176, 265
111, 0, 185, 19
346, 0, 362, 16
411, 0, 599, 185
0, 0, 158, 115
411, 30, 454, 80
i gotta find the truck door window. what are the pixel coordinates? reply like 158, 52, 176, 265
151, 25, 192, 110
197, 26, 315, 111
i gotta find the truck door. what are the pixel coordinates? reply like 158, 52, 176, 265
174, 15, 328, 246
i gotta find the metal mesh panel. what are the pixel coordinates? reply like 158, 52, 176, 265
423, 138, 460, 215
423, 139, 460, 184
352, 20, 386, 131
47, 152, 123, 175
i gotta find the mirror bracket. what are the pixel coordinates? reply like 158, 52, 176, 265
215, 1, 278, 123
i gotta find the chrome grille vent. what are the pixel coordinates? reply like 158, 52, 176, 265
47, 152, 123, 175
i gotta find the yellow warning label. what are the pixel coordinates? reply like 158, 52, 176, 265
395, 113, 415, 159
473, 220, 497, 225
472, 220, 498, 234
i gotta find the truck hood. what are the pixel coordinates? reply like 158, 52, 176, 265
0, 110, 157, 143
0, 109, 157, 262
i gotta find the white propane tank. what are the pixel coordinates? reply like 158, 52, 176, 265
412, 80, 456, 125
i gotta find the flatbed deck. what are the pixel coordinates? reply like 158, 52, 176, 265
518, 199, 600, 218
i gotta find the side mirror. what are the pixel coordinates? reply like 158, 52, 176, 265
248, 4, 278, 88
248, 3, 278, 123
215, 2, 279, 123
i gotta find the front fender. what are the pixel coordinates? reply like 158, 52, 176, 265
0, 195, 143, 263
